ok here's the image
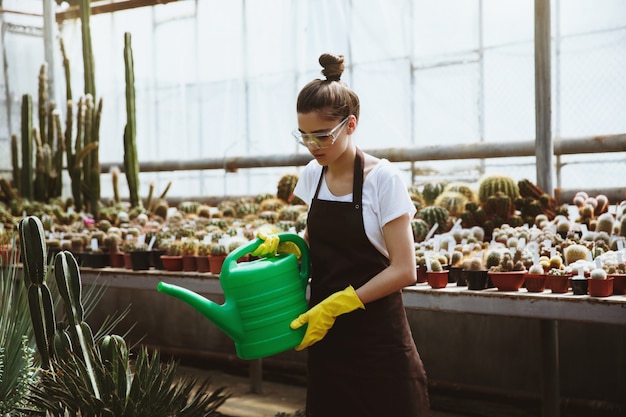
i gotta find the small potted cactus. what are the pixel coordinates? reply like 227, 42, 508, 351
196, 241, 212, 273
160, 241, 183, 271
130, 242, 151, 271
104, 233, 124, 268
487, 249, 527, 292
587, 267, 613, 297
209, 243, 229, 275
606, 262, 626, 295
181, 239, 199, 272
546, 267, 571, 294
524, 263, 548, 293
426, 258, 449, 289
464, 255, 488, 290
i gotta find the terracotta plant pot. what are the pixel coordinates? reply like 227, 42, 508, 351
608, 274, 626, 295
209, 254, 227, 275
466, 270, 488, 290
524, 273, 547, 293
569, 277, 588, 295
182, 255, 197, 272
546, 275, 570, 294
109, 252, 125, 268
160, 255, 183, 271
488, 271, 526, 292
196, 255, 211, 273
416, 264, 428, 283
123, 252, 133, 269
587, 277, 614, 297
427, 271, 449, 289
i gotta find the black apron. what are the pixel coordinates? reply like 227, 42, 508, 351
305, 149, 430, 417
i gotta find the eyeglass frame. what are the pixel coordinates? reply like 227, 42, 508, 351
292, 115, 351, 150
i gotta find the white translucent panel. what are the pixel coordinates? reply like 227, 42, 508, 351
413, 0, 479, 58
482, 0, 533, 47
413, 59, 481, 147
558, 0, 626, 36
352, 58, 412, 149
245, 0, 297, 77
483, 44, 535, 142
558, 153, 626, 189
197, 0, 244, 81
153, 19, 198, 84
556, 31, 626, 137
247, 75, 301, 155
351, 0, 412, 61
293, 0, 351, 72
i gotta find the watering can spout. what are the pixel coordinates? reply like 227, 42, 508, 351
157, 281, 242, 340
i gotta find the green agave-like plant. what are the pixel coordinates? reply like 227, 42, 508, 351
18, 215, 230, 416
0, 241, 37, 415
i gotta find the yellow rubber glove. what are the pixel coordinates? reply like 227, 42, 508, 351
250, 226, 280, 258
290, 285, 365, 351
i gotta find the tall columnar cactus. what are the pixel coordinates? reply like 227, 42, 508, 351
10, 134, 20, 193
18, 216, 54, 370
52, 108, 65, 197
87, 97, 103, 215
80, 0, 96, 100
124, 32, 141, 208
21, 94, 34, 201
54, 250, 100, 399
38, 64, 48, 147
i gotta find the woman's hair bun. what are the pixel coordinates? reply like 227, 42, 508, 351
319, 53, 344, 81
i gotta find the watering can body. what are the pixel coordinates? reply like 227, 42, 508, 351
158, 233, 310, 360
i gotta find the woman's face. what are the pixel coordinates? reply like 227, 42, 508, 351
295, 112, 355, 165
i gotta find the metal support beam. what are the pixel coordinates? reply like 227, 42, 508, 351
540, 319, 560, 417
535, 0, 553, 195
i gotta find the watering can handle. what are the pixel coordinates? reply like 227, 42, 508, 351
224, 233, 310, 283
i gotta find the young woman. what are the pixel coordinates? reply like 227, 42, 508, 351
289, 53, 431, 416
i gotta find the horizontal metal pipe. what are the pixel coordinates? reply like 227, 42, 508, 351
99, 133, 626, 174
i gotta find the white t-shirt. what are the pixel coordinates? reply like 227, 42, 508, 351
293, 157, 416, 258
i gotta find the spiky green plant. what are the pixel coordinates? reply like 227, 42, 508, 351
18, 216, 229, 416
0, 242, 38, 415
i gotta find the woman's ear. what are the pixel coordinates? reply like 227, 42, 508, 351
347, 115, 358, 134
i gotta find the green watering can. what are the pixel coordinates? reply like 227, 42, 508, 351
157, 233, 310, 360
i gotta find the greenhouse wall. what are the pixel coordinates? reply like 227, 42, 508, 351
0, 0, 624, 201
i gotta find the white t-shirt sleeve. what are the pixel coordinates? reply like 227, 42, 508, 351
293, 159, 322, 206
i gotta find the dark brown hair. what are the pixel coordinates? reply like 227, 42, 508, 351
296, 53, 360, 121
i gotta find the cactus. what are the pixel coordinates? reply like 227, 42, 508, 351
430, 258, 443, 272
210, 243, 228, 256
478, 174, 519, 204
411, 218, 430, 243
276, 173, 299, 203
434, 191, 468, 217
443, 182, 477, 203
80, 0, 96, 99
20, 94, 34, 201
417, 206, 450, 231
595, 212, 614, 235
54, 250, 100, 398
564, 244, 590, 265
590, 268, 607, 280
10, 134, 20, 192
421, 181, 446, 205
124, 32, 141, 209
18, 216, 54, 370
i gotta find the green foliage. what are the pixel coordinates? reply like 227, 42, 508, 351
26, 346, 230, 417
421, 180, 447, 205
17, 215, 229, 416
0, 241, 38, 415
477, 174, 520, 204
124, 32, 141, 209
